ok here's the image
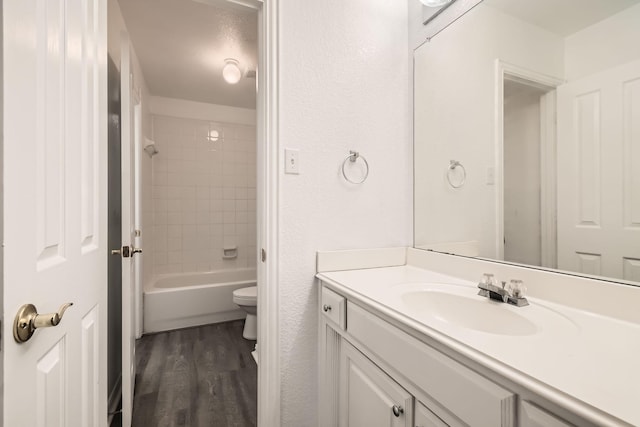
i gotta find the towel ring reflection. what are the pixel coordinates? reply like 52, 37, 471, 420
342, 151, 369, 184
447, 160, 466, 189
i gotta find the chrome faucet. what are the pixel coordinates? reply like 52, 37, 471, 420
477, 274, 529, 307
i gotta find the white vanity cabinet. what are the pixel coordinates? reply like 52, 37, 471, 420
340, 341, 414, 427
318, 282, 585, 427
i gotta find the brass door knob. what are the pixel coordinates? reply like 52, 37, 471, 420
13, 302, 73, 343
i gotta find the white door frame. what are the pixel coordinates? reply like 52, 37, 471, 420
255, 0, 281, 425
539, 90, 558, 269
494, 60, 563, 263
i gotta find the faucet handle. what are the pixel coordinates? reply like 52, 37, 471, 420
508, 279, 526, 298
481, 273, 496, 286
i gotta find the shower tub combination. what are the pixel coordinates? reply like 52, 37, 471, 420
144, 268, 256, 333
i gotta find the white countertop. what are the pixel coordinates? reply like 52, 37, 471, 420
317, 265, 640, 426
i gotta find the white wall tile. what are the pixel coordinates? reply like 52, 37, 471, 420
167, 212, 182, 225
150, 114, 257, 274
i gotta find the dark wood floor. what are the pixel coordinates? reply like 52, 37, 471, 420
130, 321, 257, 427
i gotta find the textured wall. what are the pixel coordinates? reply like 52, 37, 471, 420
151, 114, 257, 274
278, 0, 412, 424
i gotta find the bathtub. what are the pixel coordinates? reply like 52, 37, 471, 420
144, 268, 256, 333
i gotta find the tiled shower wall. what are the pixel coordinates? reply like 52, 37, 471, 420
151, 115, 257, 274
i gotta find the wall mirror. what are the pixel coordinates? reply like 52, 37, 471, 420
414, 0, 640, 286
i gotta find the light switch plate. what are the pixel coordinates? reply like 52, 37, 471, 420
285, 149, 300, 174
486, 166, 495, 185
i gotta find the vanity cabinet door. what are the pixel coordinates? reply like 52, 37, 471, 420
347, 303, 516, 426
520, 402, 575, 427
415, 402, 449, 427
340, 340, 414, 427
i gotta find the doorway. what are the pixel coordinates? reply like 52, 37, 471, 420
108, 0, 266, 424
495, 61, 563, 268
503, 80, 549, 267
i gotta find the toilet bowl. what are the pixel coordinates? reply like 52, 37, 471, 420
232, 286, 257, 340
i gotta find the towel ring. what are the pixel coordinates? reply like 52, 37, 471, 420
342, 151, 369, 184
447, 160, 466, 189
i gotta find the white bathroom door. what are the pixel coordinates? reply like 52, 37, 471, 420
119, 32, 138, 427
3, 0, 108, 425
557, 59, 640, 280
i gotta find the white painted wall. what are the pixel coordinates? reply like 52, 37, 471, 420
278, 0, 412, 424
503, 84, 543, 266
413, 4, 564, 258
149, 102, 256, 275
565, 3, 640, 80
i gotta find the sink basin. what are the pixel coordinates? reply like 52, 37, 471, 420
391, 282, 578, 337
400, 289, 538, 336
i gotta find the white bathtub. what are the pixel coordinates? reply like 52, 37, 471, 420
144, 268, 256, 333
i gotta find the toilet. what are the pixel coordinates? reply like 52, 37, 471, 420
232, 286, 257, 340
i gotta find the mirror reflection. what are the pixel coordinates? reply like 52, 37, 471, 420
414, 0, 640, 285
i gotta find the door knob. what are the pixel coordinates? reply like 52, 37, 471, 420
13, 302, 73, 343
111, 246, 142, 257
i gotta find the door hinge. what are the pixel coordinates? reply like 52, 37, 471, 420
261, 248, 266, 262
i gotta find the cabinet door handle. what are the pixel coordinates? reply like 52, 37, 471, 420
392, 404, 404, 417
323, 304, 332, 312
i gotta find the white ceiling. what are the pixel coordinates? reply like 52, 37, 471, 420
484, 0, 640, 36
118, 0, 258, 109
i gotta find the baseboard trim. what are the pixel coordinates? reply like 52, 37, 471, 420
143, 310, 246, 334
107, 374, 122, 425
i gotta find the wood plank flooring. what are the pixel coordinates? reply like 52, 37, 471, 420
131, 321, 257, 427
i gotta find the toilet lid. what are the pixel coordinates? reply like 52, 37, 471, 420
233, 286, 257, 305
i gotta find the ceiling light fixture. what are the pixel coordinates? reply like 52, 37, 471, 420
207, 129, 220, 142
222, 58, 242, 84
419, 0, 452, 8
